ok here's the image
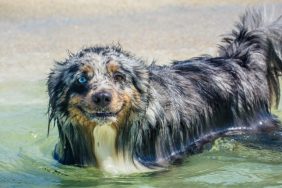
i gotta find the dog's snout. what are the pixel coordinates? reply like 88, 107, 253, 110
92, 92, 112, 107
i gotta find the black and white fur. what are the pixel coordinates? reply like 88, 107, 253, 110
48, 8, 282, 174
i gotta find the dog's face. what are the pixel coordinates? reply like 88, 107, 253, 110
48, 46, 149, 128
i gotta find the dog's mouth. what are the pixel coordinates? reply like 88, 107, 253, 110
77, 106, 123, 121
86, 111, 117, 118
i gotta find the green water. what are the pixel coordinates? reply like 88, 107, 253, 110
1, 81, 282, 188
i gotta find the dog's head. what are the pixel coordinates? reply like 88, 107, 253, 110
48, 45, 149, 129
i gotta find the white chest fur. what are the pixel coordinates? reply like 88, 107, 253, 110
93, 125, 117, 169
93, 125, 152, 174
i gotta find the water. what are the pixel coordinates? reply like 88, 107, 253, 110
1, 1, 282, 187
1, 80, 282, 188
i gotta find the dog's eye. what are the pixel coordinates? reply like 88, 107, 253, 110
113, 73, 125, 82
78, 75, 88, 84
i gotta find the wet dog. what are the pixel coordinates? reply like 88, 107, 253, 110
47, 8, 282, 174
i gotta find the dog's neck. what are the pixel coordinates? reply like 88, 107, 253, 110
92, 124, 151, 174
93, 124, 117, 171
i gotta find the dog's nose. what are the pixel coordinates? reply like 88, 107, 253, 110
92, 92, 112, 107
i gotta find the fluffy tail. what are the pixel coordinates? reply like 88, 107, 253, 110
219, 7, 282, 108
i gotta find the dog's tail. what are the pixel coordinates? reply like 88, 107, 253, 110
219, 7, 282, 108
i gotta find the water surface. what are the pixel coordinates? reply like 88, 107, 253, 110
1, 79, 282, 187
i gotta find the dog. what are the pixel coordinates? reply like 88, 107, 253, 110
47, 8, 282, 174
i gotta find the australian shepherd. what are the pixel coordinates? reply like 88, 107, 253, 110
47, 8, 282, 174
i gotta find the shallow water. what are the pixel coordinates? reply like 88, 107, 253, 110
1, 81, 282, 188
1, 1, 282, 187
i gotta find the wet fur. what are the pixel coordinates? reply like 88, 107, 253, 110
47, 8, 282, 172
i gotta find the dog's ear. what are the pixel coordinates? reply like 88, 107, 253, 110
47, 60, 80, 107
47, 62, 64, 135
48, 65, 62, 109
47, 61, 65, 127
47, 61, 75, 121
131, 63, 149, 94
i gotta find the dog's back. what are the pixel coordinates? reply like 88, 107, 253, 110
142, 8, 282, 164
170, 8, 282, 125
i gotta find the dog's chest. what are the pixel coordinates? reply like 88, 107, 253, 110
93, 125, 151, 174
93, 125, 117, 168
